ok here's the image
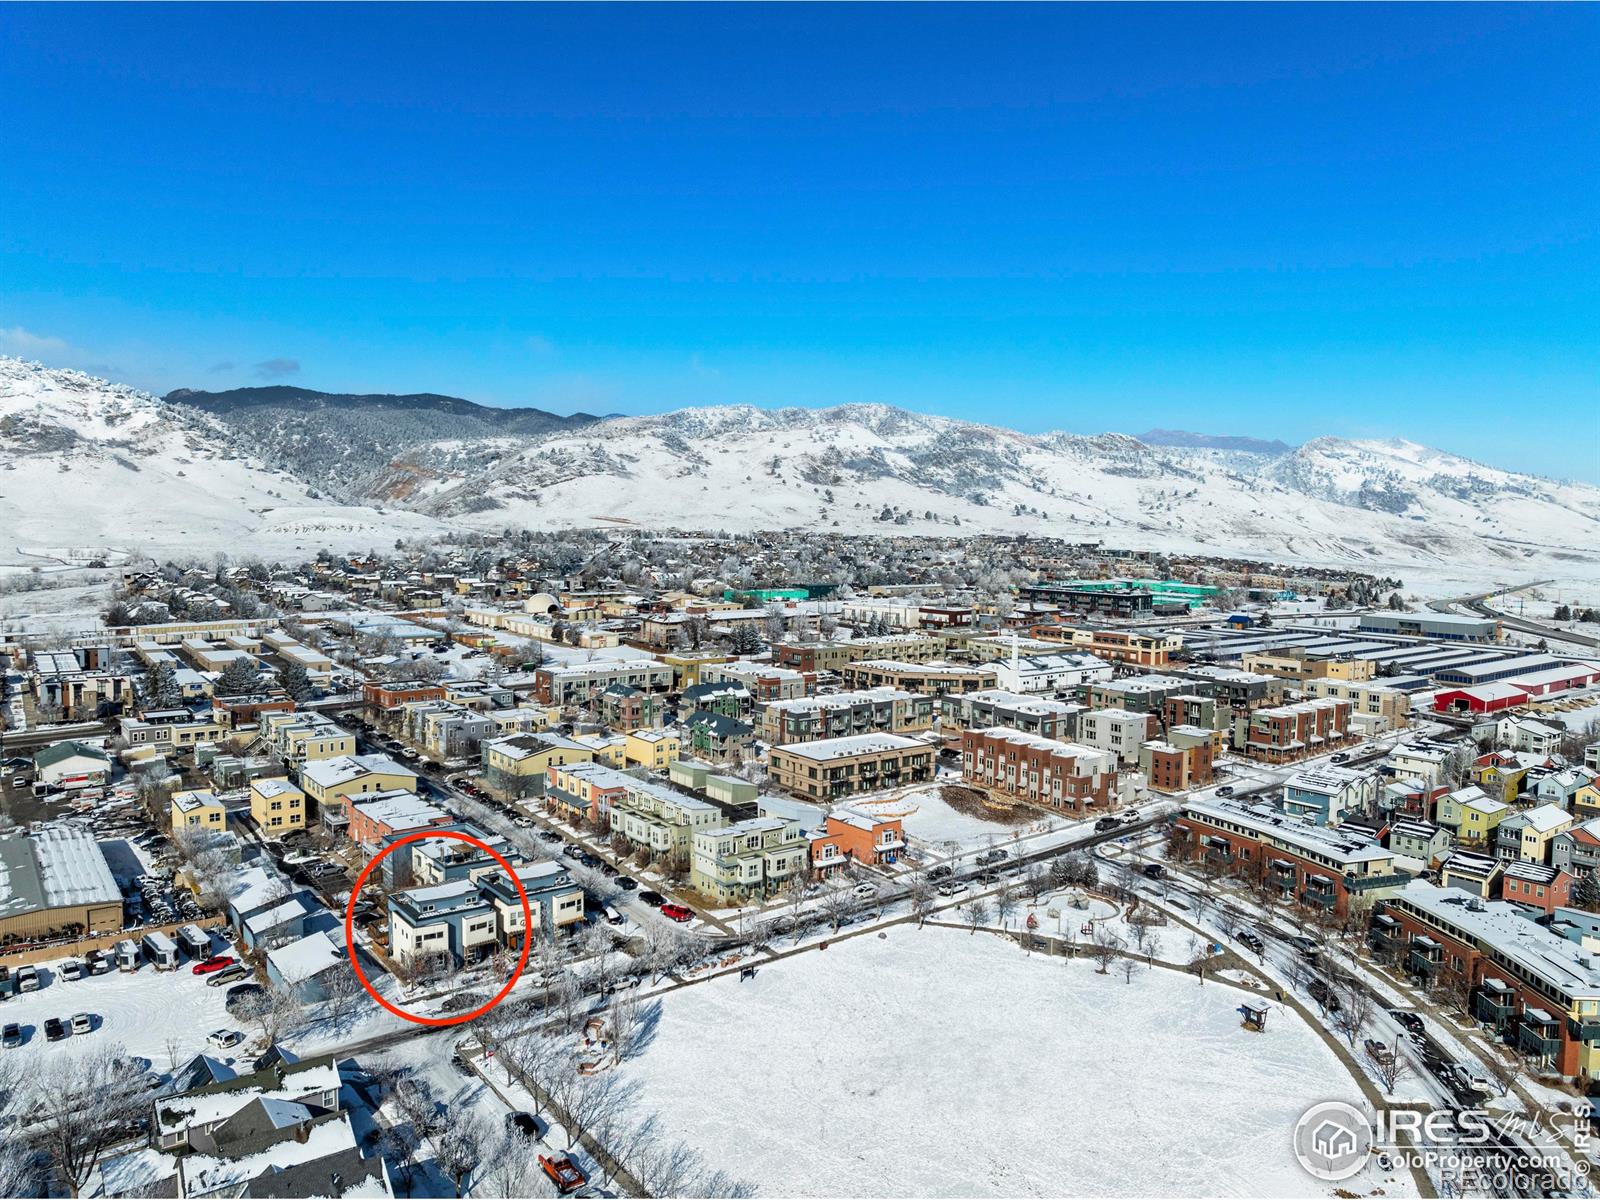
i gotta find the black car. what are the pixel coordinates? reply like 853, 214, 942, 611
1307, 979, 1342, 1013
615, 876, 638, 891
928, 865, 953, 881
639, 890, 666, 906
599, 863, 619, 878
539, 830, 562, 843
225, 983, 265, 1013
1238, 931, 1264, 952
1094, 817, 1119, 832
977, 871, 1000, 884
1392, 1010, 1425, 1034
506, 1111, 543, 1140
1140, 863, 1166, 879
44, 1017, 69, 1042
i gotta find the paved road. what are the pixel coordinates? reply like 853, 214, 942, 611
1429, 580, 1599, 650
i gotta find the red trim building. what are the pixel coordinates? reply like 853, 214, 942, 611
960, 727, 1121, 814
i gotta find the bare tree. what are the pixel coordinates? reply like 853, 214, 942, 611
322, 968, 366, 1033
907, 869, 934, 928
1363, 1043, 1414, 1095
434, 1115, 485, 1197
379, 1123, 422, 1196
818, 884, 855, 933
560, 1069, 624, 1152
236, 982, 301, 1047
1091, 925, 1124, 974
27, 1045, 149, 1197
476, 1132, 540, 1197
964, 895, 992, 934
1119, 957, 1139, 985
1330, 981, 1376, 1048
994, 885, 1018, 931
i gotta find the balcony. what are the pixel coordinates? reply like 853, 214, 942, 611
1300, 886, 1337, 910
1517, 1022, 1561, 1061
1406, 949, 1442, 976
1474, 990, 1515, 1026
1567, 1017, 1600, 1043
1344, 872, 1413, 893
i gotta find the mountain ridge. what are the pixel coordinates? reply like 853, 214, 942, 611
3, 357, 1597, 576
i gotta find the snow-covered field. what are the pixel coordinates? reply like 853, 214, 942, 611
612, 927, 1414, 1198
855, 786, 1057, 853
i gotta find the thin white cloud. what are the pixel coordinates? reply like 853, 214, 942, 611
0, 326, 72, 358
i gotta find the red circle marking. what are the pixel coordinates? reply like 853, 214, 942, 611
343, 829, 533, 1027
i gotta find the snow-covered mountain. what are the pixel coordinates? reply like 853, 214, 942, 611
4, 357, 1597, 578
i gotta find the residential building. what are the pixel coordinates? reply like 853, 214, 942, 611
299, 753, 418, 814
768, 733, 936, 801
345, 791, 450, 849
1553, 818, 1600, 877
362, 679, 448, 713
1138, 726, 1215, 793
839, 659, 998, 697
1501, 862, 1572, 915
684, 710, 756, 763
533, 659, 674, 706
1305, 678, 1413, 731
1281, 766, 1376, 827
1494, 804, 1573, 864
1387, 819, 1453, 867
260, 710, 355, 764
1370, 880, 1600, 1078
961, 727, 1121, 814
1031, 625, 1182, 668
990, 652, 1114, 695
625, 728, 681, 770
1231, 698, 1354, 763
1435, 787, 1512, 848
1085, 675, 1195, 715
1384, 743, 1455, 788
698, 661, 816, 701
609, 777, 724, 868
1439, 851, 1503, 899
480, 732, 594, 796
1174, 796, 1409, 916
807, 809, 907, 878
1475, 715, 1566, 755
402, 699, 495, 759
939, 689, 1084, 743
1242, 648, 1375, 683
546, 760, 635, 826
250, 777, 306, 835
775, 634, 947, 674
119, 709, 230, 752
388, 880, 498, 967
599, 683, 666, 730
171, 788, 228, 834
760, 687, 934, 745
481, 860, 585, 944
691, 815, 809, 903
1077, 708, 1152, 766
679, 680, 752, 720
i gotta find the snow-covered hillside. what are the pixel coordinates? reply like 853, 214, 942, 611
0, 358, 452, 557
4, 357, 1597, 580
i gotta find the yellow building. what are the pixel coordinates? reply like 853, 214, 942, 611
298, 753, 419, 811
481, 733, 595, 792
1574, 782, 1600, 824
571, 732, 628, 767
250, 777, 307, 835
261, 711, 356, 764
1242, 650, 1375, 683
625, 728, 681, 770
170, 788, 227, 834
1436, 788, 1511, 848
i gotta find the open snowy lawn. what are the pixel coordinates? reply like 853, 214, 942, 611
855, 786, 1059, 853
0, 954, 238, 1072
613, 927, 1416, 1198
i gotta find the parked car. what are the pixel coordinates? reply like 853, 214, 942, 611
539, 1154, 587, 1194
2, 1023, 22, 1049
615, 876, 638, 891
15, 965, 40, 993
928, 865, 953, 881
599, 863, 619, 878
225, 983, 265, 1013
1215, 785, 1234, 797
206, 965, 252, 987
1307, 978, 1342, 1013
1237, 931, 1264, 953
59, 959, 84, 982
639, 890, 667, 906
70, 1012, 93, 1035
207, 1028, 243, 1049
659, 903, 694, 923
192, 955, 237, 976
539, 830, 562, 843
44, 1017, 68, 1042
1140, 863, 1166, 880
852, 883, 878, 899
1392, 1010, 1425, 1035
507, 1111, 543, 1140
1094, 817, 1119, 831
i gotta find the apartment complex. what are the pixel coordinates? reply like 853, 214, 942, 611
532, 659, 674, 705
690, 815, 809, 903
759, 687, 934, 745
609, 777, 725, 868
940, 689, 1084, 742
768, 733, 936, 801
839, 659, 999, 697
1231, 698, 1354, 762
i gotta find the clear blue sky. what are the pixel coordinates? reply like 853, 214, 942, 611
2, 4, 1596, 479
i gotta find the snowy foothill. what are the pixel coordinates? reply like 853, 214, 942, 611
604, 925, 1415, 1198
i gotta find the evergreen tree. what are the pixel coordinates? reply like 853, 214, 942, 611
214, 657, 262, 697
279, 660, 313, 702
730, 623, 763, 655
143, 661, 183, 708
1574, 869, 1600, 913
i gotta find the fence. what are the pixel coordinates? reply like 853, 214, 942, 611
0, 913, 227, 969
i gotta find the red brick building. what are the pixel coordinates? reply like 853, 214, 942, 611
808, 811, 906, 878
1232, 697, 1354, 763
363, 679, 449, 712
960, 727, 1121, 814
1500, 862, 1572, 915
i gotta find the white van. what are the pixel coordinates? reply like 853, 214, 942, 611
603, 905, 625, 927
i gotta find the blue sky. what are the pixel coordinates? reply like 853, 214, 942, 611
2, 4, 1596, 479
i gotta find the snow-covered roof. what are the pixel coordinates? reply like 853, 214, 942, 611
0, 825, 120, 917
266, 929, 344, 985
300, 754, 417, 789
773, 732, 927, 761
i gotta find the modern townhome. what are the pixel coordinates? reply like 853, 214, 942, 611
344, 791, 451, 849
388, 879, 499, 967
120, 708, 230, 752
1435, 787, 1512, 848
1500, 861, 1571, 915
599, 683, 666, 730
402, 698, 495, 759
1230, 698, 1355, 763
1305, 678, 1414, 732
1174, 796, 1409, 916
480, 860, 586, 945
960, 726, 1122, 814
698, 660, 816, 701
1493, 803, 1573, 863
807, 809, 907, 877
678, 680, 753, 720
624, 728, 682, 770
939, 689, 1084, 744
1075, 708, 1153, 767
609, 776, 726, 868
532, 659, 674, 705
775, 633, 948, 673
1031, 625, 1182, 668
1384, 742, 1457, 788
1138, 726, 1216, 793
545, 760, 636, 826
1370, 880, 1600, 1079
839, 659, 998, 697
404, 822, 524, 887
759, 687, 934, 745
1084, 674, 1196, 715
1553, 818, 1600, 876
690, 814, 809, 903
768, 733, 937, 801
1387, 818, 1454, 867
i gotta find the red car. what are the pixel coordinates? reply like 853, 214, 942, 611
192, 955, 237, 975
659, 903, 694, 923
